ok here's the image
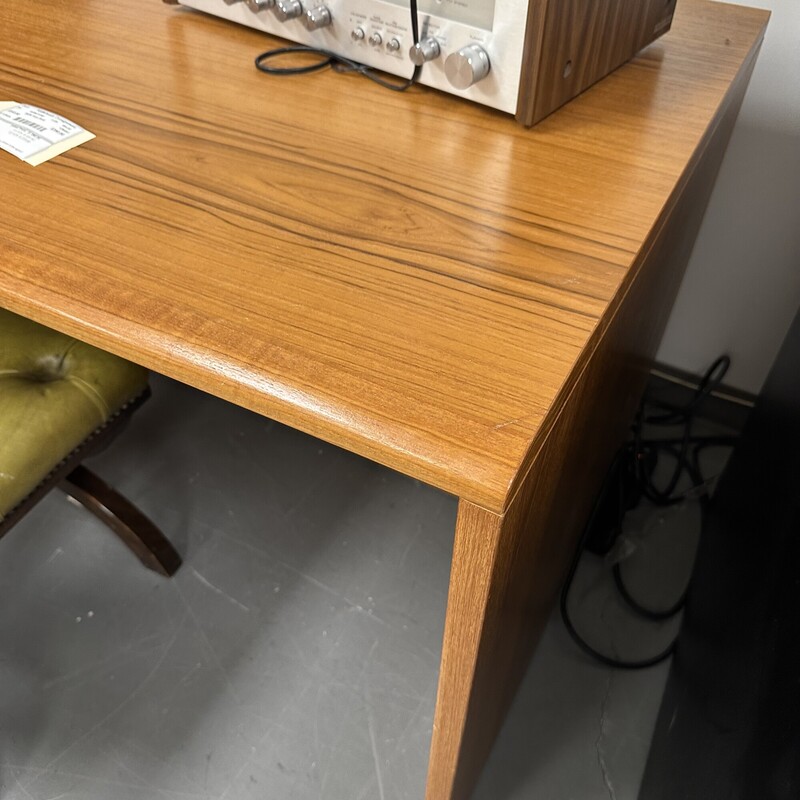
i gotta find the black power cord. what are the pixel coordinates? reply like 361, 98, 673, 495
560, 356, 738, 669
255, 0, 422, 91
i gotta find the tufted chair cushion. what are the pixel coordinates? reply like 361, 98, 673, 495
0, 308, 148, 518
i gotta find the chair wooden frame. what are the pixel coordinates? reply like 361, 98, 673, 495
0, 388, 181, 577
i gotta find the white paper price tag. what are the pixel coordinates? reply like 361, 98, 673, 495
0, 101, 95, 166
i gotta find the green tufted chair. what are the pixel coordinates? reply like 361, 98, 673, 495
0, 308, 181, 576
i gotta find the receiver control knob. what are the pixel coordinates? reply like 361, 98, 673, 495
368, 32, 382, 46
303, 5, 331, 29
273, 0, 303, 21
409, 37, 440, 65
245, 0, 274, 9
445, 44, 490, 89
351, 27, 365, 41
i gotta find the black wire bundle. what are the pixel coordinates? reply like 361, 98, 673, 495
255, 0, 422, 91
560, 356, 739, 669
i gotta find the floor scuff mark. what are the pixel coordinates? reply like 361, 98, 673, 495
366, 707, 386, 800
596, 671, 617, 800
192, 569, 250, 613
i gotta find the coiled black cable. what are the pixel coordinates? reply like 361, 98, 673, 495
255, 0, 422, 91
561, 357, 739, 669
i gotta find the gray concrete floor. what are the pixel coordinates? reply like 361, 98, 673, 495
0, 375, 717, 800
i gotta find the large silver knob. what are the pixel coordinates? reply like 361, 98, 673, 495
246, 0, 274, 9
303, 4, 331, 29
273, 0, 303, 20
408, 37, 440, 65
445, 44, 490, 89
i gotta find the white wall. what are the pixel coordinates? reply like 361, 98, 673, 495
656, 0, 800, 394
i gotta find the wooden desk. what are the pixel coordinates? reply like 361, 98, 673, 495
0, 1, 768, 796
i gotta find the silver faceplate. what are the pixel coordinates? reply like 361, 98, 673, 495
176, 0, 530, 114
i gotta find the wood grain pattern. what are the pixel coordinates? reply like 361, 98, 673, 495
427, 33, 763, 797
0, 0, 768, 516
517, 0, 677, 126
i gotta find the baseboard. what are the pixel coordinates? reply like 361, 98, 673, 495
647, 363, 756, 433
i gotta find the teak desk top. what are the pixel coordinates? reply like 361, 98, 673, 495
0, 2, 769, 798
0, 0, 768, 515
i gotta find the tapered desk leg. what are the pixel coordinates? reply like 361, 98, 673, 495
425, 479, 614, 800
425, 499, 530, 800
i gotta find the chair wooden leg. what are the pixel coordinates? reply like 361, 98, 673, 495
59, 465, 181, 577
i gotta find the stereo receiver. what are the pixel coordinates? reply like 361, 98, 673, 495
166, 0, 677, 125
